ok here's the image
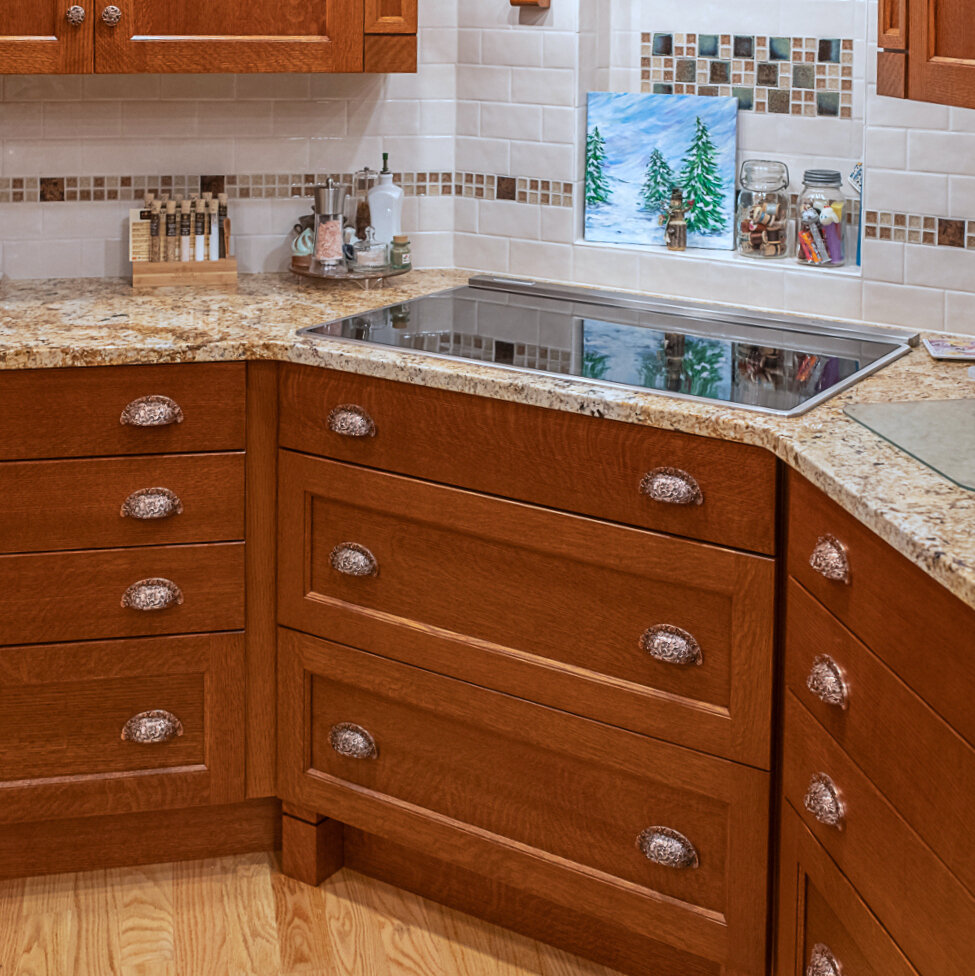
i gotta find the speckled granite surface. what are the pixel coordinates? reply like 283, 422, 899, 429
2, 270, 973, 611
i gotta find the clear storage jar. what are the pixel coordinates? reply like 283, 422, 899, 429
736, 160, 790, 259
796, 169, 846, 268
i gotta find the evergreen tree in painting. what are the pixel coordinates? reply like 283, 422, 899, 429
678, 116, 727, 234
586, 126, 612, 206
640, 148, 675, 214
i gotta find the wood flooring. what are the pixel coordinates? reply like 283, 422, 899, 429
0, 852, 623, 976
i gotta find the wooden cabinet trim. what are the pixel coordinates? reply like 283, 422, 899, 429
364, 0, 417, 34
0, 2, 93, 73
879, 0, 908, 50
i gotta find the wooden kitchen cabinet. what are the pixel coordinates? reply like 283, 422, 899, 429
877, 0, 975, 108
0, 0, 417, 74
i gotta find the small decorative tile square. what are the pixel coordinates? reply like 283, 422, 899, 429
640, 32, 854, 117
585, 91, 737, 250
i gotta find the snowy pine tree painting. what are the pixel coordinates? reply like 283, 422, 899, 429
584, 92, 737, 250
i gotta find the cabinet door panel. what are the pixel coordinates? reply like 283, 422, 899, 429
907, 0, 975, 108
0, 1, 92, 73
95, 0, 362, 73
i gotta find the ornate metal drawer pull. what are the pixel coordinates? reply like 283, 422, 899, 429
809, 534, 851, 584
806, 943, 842, 976
640, 624, 703, 666
121, 578, 184, 611
639, 467, 703, 506
807, 655, 848, 709
66, 5, 86, 25
635, 827, 699, 869
101, 4, 121, 25
120, 487, 184, 521
329, 722, 377, 760
121, 709, 183, 744
804, 772, 844, 829
329, 542, 378, 578
120, 395, 184, 428
328, 404, 376, 438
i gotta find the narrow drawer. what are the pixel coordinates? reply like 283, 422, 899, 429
278, 451, 775, 767
783, 692, 975, 976
0, 363, 245, 460
279, 365, 778, 553
0, 452, 245, 554
787, 469, 975, 748
776, 803, 919, 976
0, 633, 244, 823
0, 542, 244, 645
278, 629, 769, 976
786, 577, 975, 896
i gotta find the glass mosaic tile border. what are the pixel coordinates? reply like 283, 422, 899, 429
640, 33, 855, 117
0, 172, 573, 208
864, 211, 975, 249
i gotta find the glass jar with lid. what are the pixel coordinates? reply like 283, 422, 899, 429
349, 226, 390, 271
736, 160, 790, 258
796, 169, 846, 268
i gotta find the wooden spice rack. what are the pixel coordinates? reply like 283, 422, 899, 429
131, 257, 238, 291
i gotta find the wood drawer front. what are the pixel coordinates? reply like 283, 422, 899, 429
776, 804, 919, 976
0, 633, 244, 823
783, 692, 975, 976
279, 629, 769, 974
0, 542, 244, 645
278, 451, 775, 767
787, 470, 975, 748
278, 366, 777, 554
0, 363, 245, 460
0, 452, 245, 554
786, 578, 975, 896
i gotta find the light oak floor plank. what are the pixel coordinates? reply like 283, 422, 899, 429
1, 855, 622, 976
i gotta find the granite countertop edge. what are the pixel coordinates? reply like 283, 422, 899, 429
2, 269, 973, 612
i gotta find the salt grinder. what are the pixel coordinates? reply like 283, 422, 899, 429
313, 179, 348, 267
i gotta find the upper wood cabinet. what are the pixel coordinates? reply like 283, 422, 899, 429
0, 0, 417, 74
877, 0, 975, 108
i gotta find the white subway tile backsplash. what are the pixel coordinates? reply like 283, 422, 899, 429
866, 169, 948, 217
863, 280, 946, 329
480, 103, 542, 141
944, 291, 975, 336
479, 199, 540, 240
481, 29, 544, 68
455, 231, 509, 271
908, 130, 975, 177
905, 244, 975, 293
511, 68, 576, 107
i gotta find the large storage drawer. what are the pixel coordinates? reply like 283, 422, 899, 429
278, 365, 778, 553
0, 452, 245, 553
776, 803, 919, 976
783, 692, 975, 976
0, 542, 244, 645
278, 629, 769, 976
0, 633, 244, 823
786, 578, 975, 896
0, 363, 245, 460
787, 470, 975, 748
277, 450, 775, 766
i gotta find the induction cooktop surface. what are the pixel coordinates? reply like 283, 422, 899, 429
299, 276, 917, 416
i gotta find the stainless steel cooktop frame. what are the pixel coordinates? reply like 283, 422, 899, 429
298, 275, 918, 417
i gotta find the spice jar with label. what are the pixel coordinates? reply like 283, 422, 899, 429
796, 169, 846, 268
736, 160, 790, 258
349, 226, 390, 271
390, 234, 412, 271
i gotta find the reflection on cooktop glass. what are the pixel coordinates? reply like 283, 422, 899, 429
305, 285, 906, 415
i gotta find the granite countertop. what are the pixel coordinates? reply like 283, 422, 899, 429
2, 270, 974, 611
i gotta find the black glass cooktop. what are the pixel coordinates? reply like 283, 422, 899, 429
299, 277, 916, 416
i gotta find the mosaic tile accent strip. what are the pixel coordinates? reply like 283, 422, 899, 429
0, 172, 573, 208
641, 33, 855, 117
864, 211, 975, 249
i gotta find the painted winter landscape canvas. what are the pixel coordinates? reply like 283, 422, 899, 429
585, 91, 738, 250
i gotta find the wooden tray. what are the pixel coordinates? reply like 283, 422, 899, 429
132, 257, 238, 291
